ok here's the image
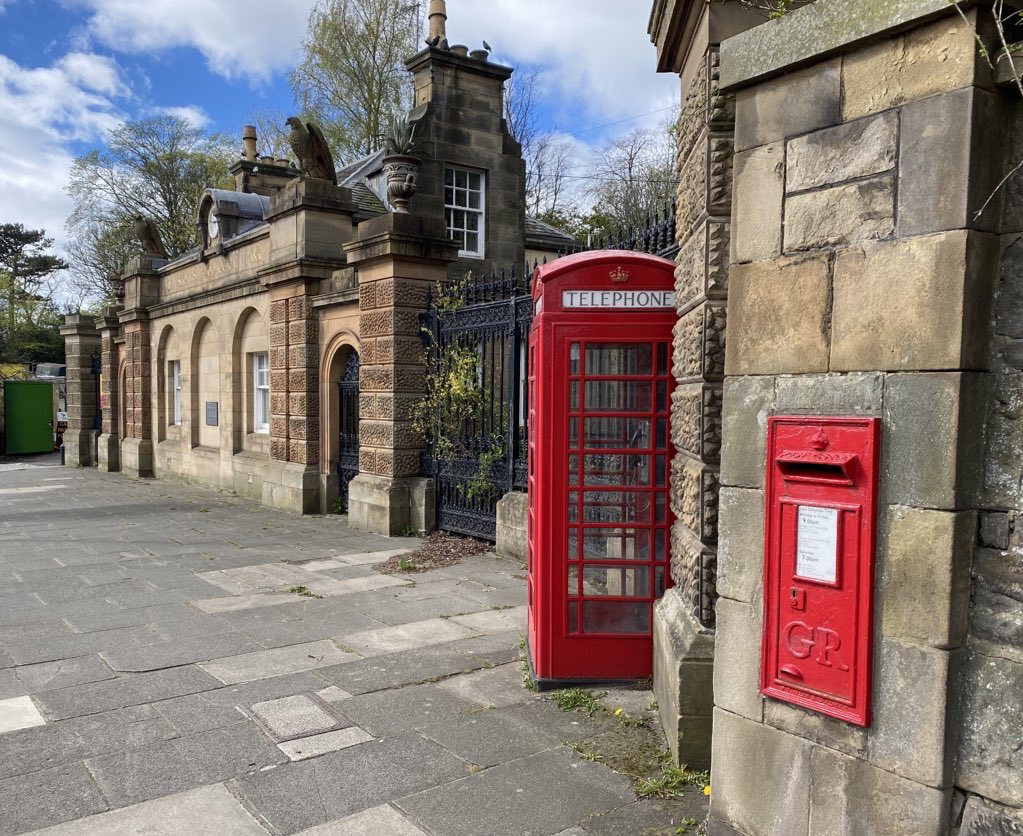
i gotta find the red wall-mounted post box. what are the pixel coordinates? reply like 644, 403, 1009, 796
761, 416, 880, 727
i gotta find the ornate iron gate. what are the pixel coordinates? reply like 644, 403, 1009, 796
337, 351, 360, 505
420, 271, 532, 540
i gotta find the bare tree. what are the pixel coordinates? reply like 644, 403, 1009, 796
65, 115, 235, 302
525, 133, 577, 217
245, 108, 296, 160
505, 67, 541, 160
585, 112, 680, 237
290, 0, 424, 165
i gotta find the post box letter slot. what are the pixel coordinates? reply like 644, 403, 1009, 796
776, 452, 857, 485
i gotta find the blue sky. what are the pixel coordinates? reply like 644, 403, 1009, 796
0, 0, 678, 255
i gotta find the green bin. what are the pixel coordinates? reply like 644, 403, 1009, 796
3, 380, 55, 454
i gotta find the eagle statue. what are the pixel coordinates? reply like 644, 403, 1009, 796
286, 117, 337, 185
132, 215, 168, 259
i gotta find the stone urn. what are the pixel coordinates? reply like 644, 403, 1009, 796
383, 154, 421, 213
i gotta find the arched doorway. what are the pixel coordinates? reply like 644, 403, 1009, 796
337, 351, 360, 505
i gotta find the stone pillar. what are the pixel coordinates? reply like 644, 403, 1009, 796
259, 178, 356, 513
96, 311, 121, 472
118, 257, 162, 477
59, 315, 101, 467
649, 0, 760, 771
263, 284, 321, 513
704, 4, 1004, 834
343, 213, 458, 535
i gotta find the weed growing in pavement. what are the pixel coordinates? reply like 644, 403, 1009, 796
635, 763, 710, 799
288, 585, 323, 599
397, 556, 419, 572
552, 687, 604, 716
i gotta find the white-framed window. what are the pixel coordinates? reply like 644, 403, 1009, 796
253, 352, 270, 433
170, 360, 182, 426
444, 166, 485, 257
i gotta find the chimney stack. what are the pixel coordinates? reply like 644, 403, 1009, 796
428, 0, 447, 44
242, 125, 257, 162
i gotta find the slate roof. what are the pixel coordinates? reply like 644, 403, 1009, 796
524, 214, 579, 250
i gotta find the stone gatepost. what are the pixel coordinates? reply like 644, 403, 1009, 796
260, 178, 356, 513
118, 256, 163, 477
703, 3, 1009, 833
648, 0, 760, 770
342, 213, 458, 535
59, 315, 101, 466
96, 310, 121, 472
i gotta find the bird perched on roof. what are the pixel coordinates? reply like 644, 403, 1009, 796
425, 34, 440, 47
483, 40, 492, 53
133, 215, 168, 259
285, 117, 337, 185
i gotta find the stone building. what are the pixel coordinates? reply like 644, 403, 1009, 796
649, 0, 1023, 832
63, 1, 571, 528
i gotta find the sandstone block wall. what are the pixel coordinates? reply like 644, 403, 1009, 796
709, 6, 1021, 833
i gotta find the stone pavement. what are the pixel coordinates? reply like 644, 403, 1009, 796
0, 457, 706, 835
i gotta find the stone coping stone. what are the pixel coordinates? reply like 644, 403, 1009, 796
720, 0, 957, 90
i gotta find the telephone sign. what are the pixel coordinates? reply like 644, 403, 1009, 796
761, 416, 880, 726
526, 251, 677, 686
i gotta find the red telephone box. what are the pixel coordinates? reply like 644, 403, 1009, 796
526, 251, 677, 686
761, 416, 880, 726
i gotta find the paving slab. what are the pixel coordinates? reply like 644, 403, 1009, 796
0, 695, 46, 733
0, 655, 114, 699
314, 644, 485, 695
579, 797, 710, 836
100, 632, 262, 673
293, 804, 428, 835
335, 683, 480, 738
397, 747, 635, 836
24, 783, 270, 835
0, 761, 108, 833
33, 665, 222, 721
436, 663, 534, 709
87, 721, 285, 808
61, 602, 197, 633
278, 727, 374, 761
249, 695, 344, 741
417, 702, 567, 768
315, 686, 353, 703
200, 640, 360, 685
229, 732, 470, 834
449, 605, 528, 635
337, 617, 478, 657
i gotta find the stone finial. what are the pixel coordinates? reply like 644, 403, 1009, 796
428, 0, 447, 45
242, 125, 257, 161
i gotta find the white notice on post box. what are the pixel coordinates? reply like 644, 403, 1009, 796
796, 506, 838, 584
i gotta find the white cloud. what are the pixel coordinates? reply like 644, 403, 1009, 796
151, 104, 211, 129
75, 0, 318, 82
0, 53, 127, 251
447, 0, 678, 133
